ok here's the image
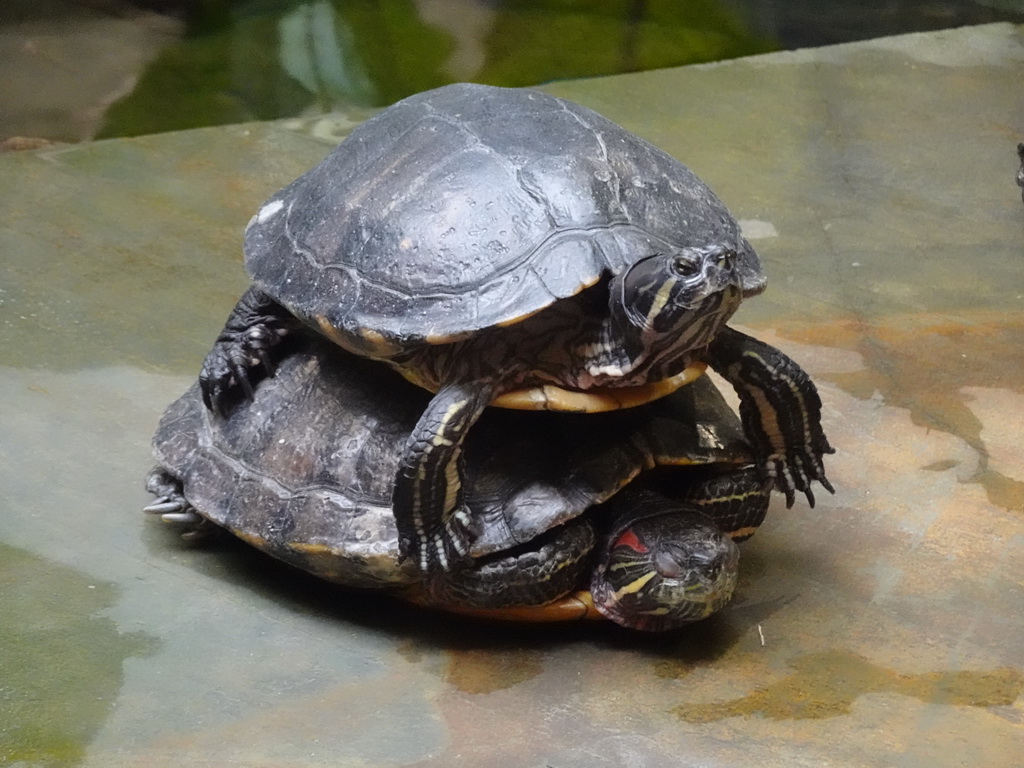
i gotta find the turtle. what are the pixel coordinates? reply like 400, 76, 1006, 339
147, 333, 773, 631
196, 82, 833, 580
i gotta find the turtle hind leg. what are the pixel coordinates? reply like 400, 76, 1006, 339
705, 326, 835, 508
143, 467, 219, 542
199, 286, 295, 415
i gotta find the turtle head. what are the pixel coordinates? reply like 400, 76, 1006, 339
591, 508, 740, 631
608, 244, 743, 377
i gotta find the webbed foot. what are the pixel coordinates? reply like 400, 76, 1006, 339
199, 286, 293, 415
706, 327, 835, 508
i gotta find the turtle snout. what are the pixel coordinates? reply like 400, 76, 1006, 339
653, 542, 689, 578
670, 244, 740, 302
710, 244, 736, 270
653, 538, 732, 581
705, 245, 739, 289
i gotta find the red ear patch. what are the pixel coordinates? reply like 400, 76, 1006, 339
614, 528, 649, 554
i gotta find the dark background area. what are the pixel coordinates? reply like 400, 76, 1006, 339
3, 0, 1023, 142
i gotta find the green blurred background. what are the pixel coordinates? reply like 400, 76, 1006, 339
2, 0, 1024, 142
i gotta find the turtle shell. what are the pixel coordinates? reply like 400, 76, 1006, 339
150, 334, 751, 596
244, 83, 765, 355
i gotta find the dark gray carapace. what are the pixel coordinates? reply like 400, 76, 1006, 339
243, 83, 765, 350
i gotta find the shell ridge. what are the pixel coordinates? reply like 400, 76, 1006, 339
282, 198, 322, 271
320, 221, 655, 299
557, 100, 611, 164
515, 166, 558, 229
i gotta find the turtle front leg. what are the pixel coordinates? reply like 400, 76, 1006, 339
393, 382, 493, 574
705, 326, 835, 507
199, 286, 296, 415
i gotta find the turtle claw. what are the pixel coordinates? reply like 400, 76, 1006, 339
761, 434, 836, 508
198, 288, 293, 415
200, 327, 282, 415
160, 510, 204, 526
143, 468, 217, 540
143, 500, 186, 515
707, 327, 836, 509
143, 468, 192, 521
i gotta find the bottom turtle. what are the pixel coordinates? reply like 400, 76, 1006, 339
146, 334, 772, 631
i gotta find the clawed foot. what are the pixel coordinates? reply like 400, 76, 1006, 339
760, 433, 835, 508
198, 287, 293, 415
707, 326, 836, 509
199, 323, 288, 415
143, 468, 217, 541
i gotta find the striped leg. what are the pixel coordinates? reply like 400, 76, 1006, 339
706, 327, 835, 507
674, 465, 772, 540
394, 382, 493, 574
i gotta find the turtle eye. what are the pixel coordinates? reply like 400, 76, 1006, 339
671, 256, 700, 278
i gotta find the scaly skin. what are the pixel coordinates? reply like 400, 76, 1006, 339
705, 327, 834, 507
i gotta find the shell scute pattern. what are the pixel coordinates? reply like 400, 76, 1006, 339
243, 83, 761, 349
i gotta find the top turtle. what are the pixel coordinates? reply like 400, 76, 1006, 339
199, 82, 833, 578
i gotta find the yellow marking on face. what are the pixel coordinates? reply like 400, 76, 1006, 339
644, 276, 678, 329
611, 570, 657, 600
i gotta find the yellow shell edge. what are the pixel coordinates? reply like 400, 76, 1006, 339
492, 362, 707, 412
